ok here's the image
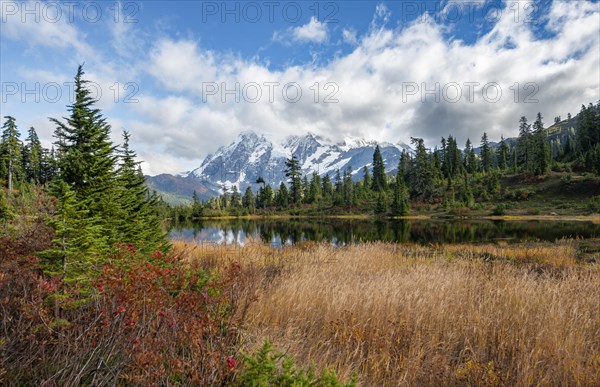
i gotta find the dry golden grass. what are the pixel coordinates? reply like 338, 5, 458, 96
172, 240, 600, 386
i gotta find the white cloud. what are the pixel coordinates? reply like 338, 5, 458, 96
292, 16, 328, 43
3, 0, 598, 175
273, 16, 328, 45
133, 0, 598, 174
342, 28, 359, 46
1, 1, 96, 61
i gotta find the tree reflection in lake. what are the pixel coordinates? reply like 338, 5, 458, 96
169, 218, 600, 246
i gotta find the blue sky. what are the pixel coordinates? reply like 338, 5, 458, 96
1, 0, 599, 175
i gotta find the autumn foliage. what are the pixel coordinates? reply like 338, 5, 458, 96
0, 241, 248, 385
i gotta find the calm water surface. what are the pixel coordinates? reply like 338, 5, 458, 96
169, 218, 600, 246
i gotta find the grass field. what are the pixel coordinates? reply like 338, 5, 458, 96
174, 239, 600, 386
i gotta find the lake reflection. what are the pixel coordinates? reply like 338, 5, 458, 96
169, 218, 600, 246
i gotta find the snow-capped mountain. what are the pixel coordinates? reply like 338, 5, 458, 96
184, 131, 410, 189
148, 130, 411, 201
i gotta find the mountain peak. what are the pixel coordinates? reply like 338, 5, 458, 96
238, 130, 260, 140
158, 130, 412, 199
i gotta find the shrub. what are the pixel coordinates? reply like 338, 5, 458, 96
0, 245, 248, 385
236, 339, 356, 387
491, 204, 507, 216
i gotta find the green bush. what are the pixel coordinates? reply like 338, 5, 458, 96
236, 339, 356, 387
491, 204, 507, 216
586, 196, 600, 214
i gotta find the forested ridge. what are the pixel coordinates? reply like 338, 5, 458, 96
169, 103, 600, 219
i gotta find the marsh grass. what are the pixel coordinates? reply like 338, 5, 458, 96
173, 239, 600, 386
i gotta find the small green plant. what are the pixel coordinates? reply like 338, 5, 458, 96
491, 204, 507, 216
236, 339, 357, 387
586, 195, 600, 214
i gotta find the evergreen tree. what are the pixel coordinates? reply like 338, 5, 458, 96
308, 172, 322, 204
321, 174, 333, 203
343, 166, 353, 206
374, 191, 387, 215
192, 190, 203, 217
275, 182, 289, 207
230, 185, 241, 208
532, 112, 549, 175
41, 181, 108, 283
23, 127, 43, 184
371, 145, 387, 192
243, 186, 255, 210
480, 132, 493, 172
391, 165, 409, 216
301, 175, 310, 203
48, 66, 166, 259
409, 138, 435, 198
399, 150, 411, 182
577, 103, 600, 155
51, 66, 117, 205
442, 135, 462, 178
497, 135, 509, 171
0, 116, 22, 190
40, 147, 57, 184
464, 139, 477, 174
511, 147, 518, 174
263, 185, 274, 207
114, 131, 167, 251
362, 166, 371, 193
221, 185, 229, 208
284, 155, 302, 204
517, 116, 532, 173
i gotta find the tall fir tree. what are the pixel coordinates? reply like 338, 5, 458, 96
114, 130, 167, 250
0, 116, 22, 190
47, 65, 166, 267
23, 127, 44, 184
41, 181, 108, 282
243, 186, 255, 210
371, 145, 387, 192
532, 112, 549, 175
308, 171, 322, 204
275, 182, 289, 207
410, 138, 435, 198
517, 116, 532, 173
497, 135, 509, 171
464, 139, 477, 174
284, 155, 302, 204
391, 162, 409, 216
480, 132, 493, 172
51, 66, 117, 204
362, 166, 371, 194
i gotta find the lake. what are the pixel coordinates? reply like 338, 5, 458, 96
169, 218, 600, 246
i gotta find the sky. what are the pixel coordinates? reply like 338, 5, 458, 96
1, 0, 599, 175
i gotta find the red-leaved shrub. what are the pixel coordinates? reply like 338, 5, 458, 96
0, 245, 248, 385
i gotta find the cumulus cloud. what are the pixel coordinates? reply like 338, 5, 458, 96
2, 0, 598, 175
0, 0, 96, 61
273, 16, 329, 45
342, 28, 359, 45
133, 0, 598, 174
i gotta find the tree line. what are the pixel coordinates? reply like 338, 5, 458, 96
179, 103, 599, 218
